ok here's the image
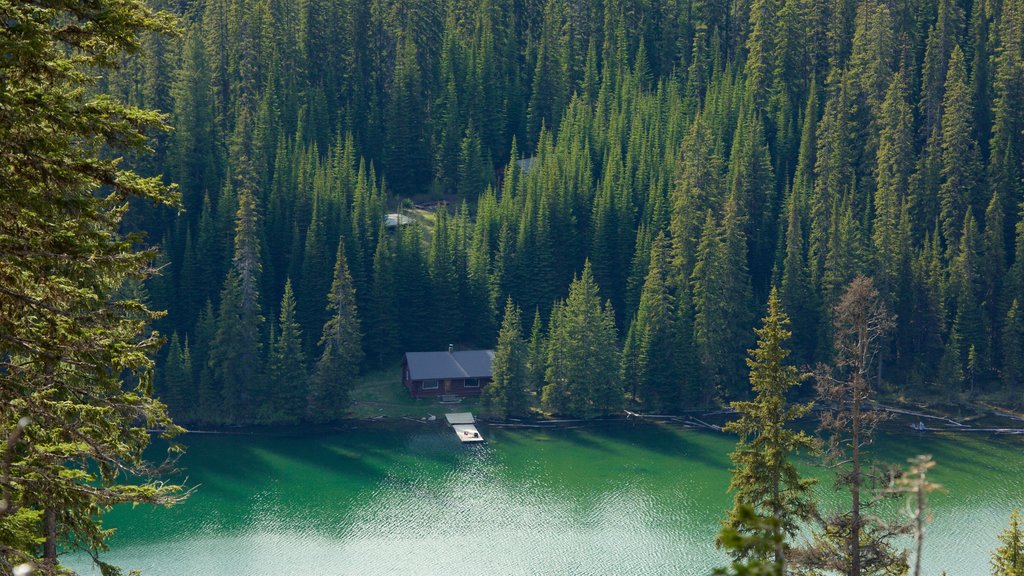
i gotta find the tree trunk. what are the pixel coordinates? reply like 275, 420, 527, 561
44, 506, 57, 564
851, 381, 862, 576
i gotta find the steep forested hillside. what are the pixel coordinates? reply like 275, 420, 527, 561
114, 0, 1024, 423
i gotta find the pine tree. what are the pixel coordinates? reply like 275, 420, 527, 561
939, 45, 981, 252
366, 236, 399, 367
0, 0, 185, 565
541, 262, 622, 418
992, 510, 1024, 576
210, 186, 266, 425
630, 233, 682, 411
873, 68, 914, 290
161, 333, 193, 421
266, 279, 308, 424
527, 309, 547, 396
308, 241, 363, 422
723, 288, 817, 568
483, 299, 531, 418
779, 194, 818, 363
1003, 301, 1024, 403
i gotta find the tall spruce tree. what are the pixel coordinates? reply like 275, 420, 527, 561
629, 233, 682, 412
308, 241, 363, 422
541, 262, 622, 418
723, 288, 817, 568
266, 280, 308, 424
210, 186, 266, 425
483, 299, 531, 418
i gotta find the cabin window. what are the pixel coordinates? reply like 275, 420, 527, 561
464, 378, 479, 388
421, 379, 439, 390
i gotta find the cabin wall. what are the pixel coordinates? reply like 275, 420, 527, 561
405, 378, 492, 399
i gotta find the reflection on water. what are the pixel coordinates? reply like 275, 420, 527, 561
67, 425, 1024, 575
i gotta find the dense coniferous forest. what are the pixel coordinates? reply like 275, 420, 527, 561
114, 0, 1024, 424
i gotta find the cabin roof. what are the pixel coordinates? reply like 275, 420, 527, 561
404, 350, 494, 381
384, 213, 414, 228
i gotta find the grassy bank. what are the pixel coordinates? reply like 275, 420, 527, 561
348, 362, 480, 420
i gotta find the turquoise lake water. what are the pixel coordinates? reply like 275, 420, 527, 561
68, 423, 1023, 575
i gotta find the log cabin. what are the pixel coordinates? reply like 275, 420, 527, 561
401, 346, 494, 399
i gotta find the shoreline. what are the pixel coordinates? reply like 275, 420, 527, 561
161, 400, 1024, 438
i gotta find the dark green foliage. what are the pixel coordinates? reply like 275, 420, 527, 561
627, 233, 685, 411
102, 0, 1024, 423
161, 333, 193, 420
1002, 301, 1024, 403
267, 280, 308, 424
308, 242, 363, 423
209, 187, 266, 424
483, 299, 531, 418
714, 505, 785, 576
0, 0, 186, 566
542, 262, 622, 418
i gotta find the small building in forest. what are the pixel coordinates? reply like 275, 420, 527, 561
401, 346, 494, 399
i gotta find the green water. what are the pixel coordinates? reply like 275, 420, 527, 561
69, 423, 1022, 575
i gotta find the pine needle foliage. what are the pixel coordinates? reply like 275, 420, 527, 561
723, 287, 817, 567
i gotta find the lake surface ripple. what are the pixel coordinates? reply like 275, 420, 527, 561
69, 423, 1024, 575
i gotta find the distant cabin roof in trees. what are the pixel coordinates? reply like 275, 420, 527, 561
403, 350, 495, 381
385, 213, 414, 228
517, 157, 536, 175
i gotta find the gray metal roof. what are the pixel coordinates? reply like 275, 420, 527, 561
404, 350, 494, 381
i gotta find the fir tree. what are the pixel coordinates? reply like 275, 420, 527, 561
723, 288, 817, 568
266, 279, 308, 424
1002, 301, 1024, 402
938, 45, 981, 252
161, 333, 193, 421
483, 299, 531, 418
630, 233, 682, 411
308, 241, 364, 422
542, 262, 622, 418
992, 510, 1024, 576
0, 0, 185, 565
210, 186, 266, 425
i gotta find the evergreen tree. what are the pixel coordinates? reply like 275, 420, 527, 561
527, 309, 547, 396
366, 235, 399, 367
210, 187, 266, 424
629, 233, 682, 412
0, 0, 185, 566
541, 262, 622, 418
723, 288, 817, 568
483, 299, 531, 418
938, 45, 981, 252
161, 333, 193, 421
992, 510, 1024, 576
308, 241, 363, 422
266, 279, 308, 424
1002, 301, 1024, 403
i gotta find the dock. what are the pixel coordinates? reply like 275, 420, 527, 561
445, 412, 484, 443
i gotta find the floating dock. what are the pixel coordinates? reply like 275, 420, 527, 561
445, 412, 484, 443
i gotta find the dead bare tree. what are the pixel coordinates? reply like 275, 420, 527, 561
798, 276, 908, 576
